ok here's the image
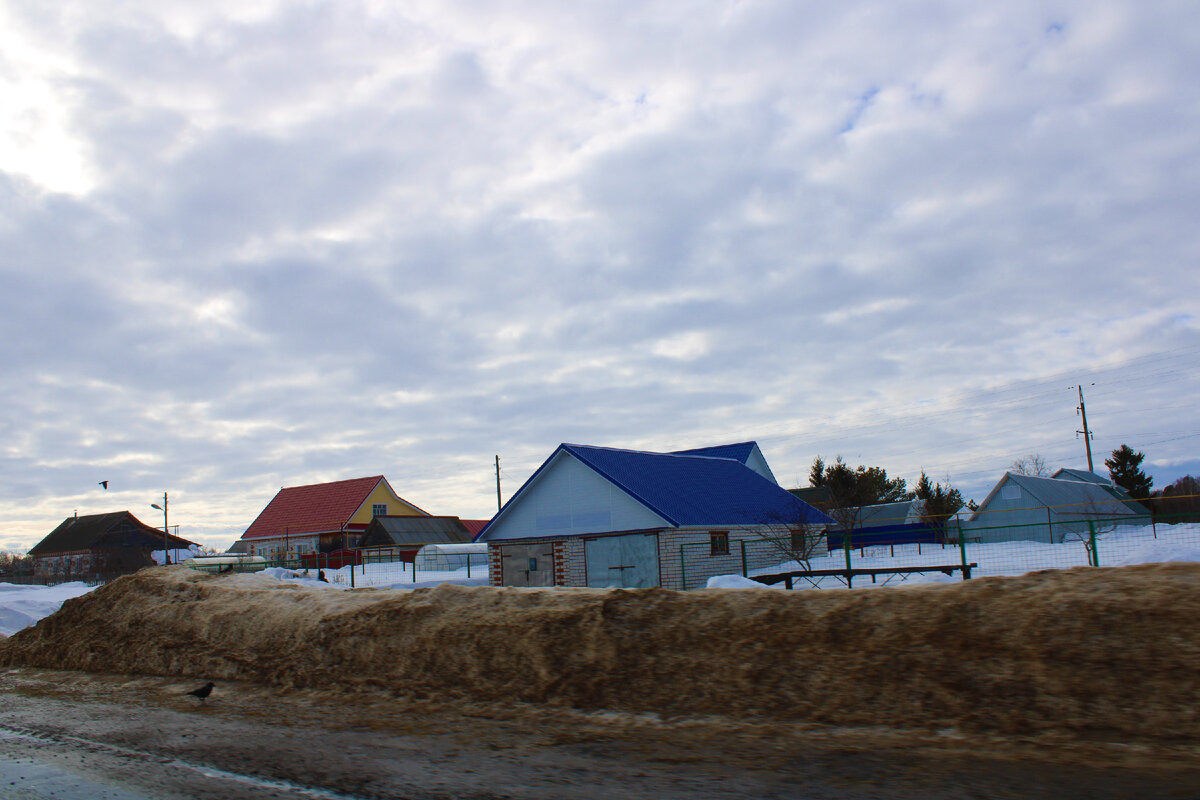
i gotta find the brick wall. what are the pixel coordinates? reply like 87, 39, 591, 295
488, 544, 504, 586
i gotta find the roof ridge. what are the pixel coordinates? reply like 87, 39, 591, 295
563, 443, 742, 463
279, 475, 384, 491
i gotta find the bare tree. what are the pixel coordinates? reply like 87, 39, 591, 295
757, 515, 828, 573
1061, 495, 1122, 566
1010, 453, 1050, 477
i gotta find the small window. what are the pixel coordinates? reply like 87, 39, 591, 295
790, 529, 809, 551
710, 531, 730, 556
373, 503, 388, 517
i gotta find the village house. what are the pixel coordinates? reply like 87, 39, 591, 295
237, 475, 427, 559
475, 442, 832, 590
30, 511, 197, 581
962, 471, 1152, 544
357, 515, 477, 562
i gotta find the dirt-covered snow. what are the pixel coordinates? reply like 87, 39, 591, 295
2, 562, 1198, 750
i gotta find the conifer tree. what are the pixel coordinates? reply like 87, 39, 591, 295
913, 472, 964, 529
1105, 444, 1154, 499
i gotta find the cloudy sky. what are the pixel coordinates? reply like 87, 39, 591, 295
2, 0, 1198, 552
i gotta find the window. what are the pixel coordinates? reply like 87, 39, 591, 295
373, 503, 388, 517
790, 529, 809, 552
710, 531, 730, 556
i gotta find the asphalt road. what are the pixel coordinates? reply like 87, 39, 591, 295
1, 669, 1198, 800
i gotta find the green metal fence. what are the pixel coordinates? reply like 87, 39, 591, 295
680, 509, 1200, 590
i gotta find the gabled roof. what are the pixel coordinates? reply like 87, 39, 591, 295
671, 441, 777, 483
460, 519, 491, 537
1052, 468, 1113, 486
478, 443, 832, 540
30, 512, 195, 556
856, 500, 920, 528
971, 472, 1148, 521
789, 486, 832, 510
670, 442, 758, 462
359, 516, 474, 548
1051, 468, 1151, 514
242, 476, 407, 540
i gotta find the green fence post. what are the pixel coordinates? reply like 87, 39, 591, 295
1088, 520, 1099, 567
957, 519, 968, 576
843, 532, 853, 588
467, 554, 472, 578
741, 539, 748, 577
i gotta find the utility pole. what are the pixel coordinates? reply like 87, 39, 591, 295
495, 455, 502, 512
151, 491, 169, 564
1076, 384, 1095, 472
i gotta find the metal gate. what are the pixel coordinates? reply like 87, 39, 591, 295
500, 543, 556, 586
585, 533, 660, 588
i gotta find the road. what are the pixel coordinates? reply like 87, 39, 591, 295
1, 669, 1198, 799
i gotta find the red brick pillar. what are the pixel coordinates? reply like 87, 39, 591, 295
552, 541, 567, 586
488, 545, 504, 586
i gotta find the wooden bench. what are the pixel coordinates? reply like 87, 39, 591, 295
751, 563, 978, 590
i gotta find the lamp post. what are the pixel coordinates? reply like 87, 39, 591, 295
151, 492, 169, 565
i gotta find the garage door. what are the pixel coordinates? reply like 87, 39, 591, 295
585, 533, 660, 588
500, 543, 556, 586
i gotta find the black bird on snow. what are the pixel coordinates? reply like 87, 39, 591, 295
187, 682, 215, 703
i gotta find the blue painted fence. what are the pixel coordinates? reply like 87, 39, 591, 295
825, 523, 946, 551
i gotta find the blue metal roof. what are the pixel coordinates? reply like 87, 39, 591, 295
669, 442, 757, 463
475, 443, 834, 541
561, 444, 832, 527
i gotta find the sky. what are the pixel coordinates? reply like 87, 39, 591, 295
2, 0, 1198, 553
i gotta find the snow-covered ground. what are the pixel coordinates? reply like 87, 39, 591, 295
259, 562, 491, 591
713, 521, 1200, 589
0, 582, 95, 637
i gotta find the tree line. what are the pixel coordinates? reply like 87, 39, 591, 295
803, 443, 1199, 528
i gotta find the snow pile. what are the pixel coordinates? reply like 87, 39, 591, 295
0, 582, 95, 637
3, 563, 1199, 747
1115, 542, 1200, 567
705, 574, 779, 589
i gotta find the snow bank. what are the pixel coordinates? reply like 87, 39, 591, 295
705, 574, 779, 589
3, 563, 1200, 747
0, 582, 95, 637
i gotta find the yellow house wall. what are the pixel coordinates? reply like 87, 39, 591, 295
348, 481, 426, 526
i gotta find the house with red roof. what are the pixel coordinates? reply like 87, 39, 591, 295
237, 476, 427, 559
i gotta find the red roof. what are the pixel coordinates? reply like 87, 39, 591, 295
460, 519, 492, 537
242, 476, 391, 540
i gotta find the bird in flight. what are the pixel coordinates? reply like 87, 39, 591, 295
187, 682, 215, 703
99, 481, 109, 490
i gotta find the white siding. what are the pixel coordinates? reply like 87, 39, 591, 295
745, 445, 779, 484
484, 452, 668, 541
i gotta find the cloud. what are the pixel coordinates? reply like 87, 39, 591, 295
1, 0, 1198, 551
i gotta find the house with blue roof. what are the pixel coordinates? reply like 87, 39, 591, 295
475, 442, 832, 590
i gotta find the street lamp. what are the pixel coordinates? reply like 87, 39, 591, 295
151, 491, 169, 566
